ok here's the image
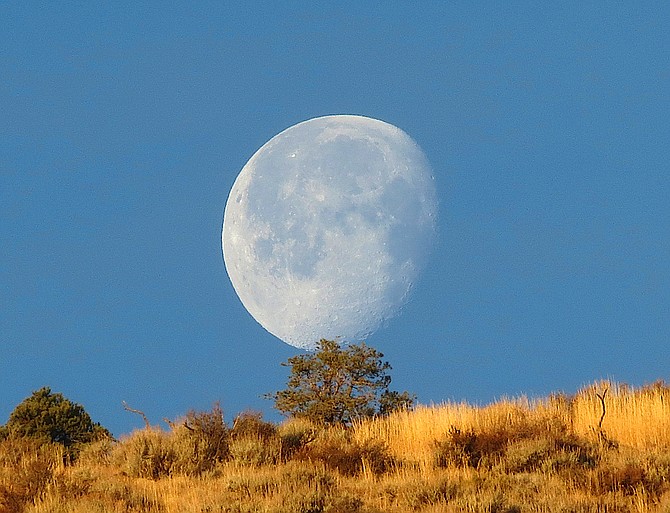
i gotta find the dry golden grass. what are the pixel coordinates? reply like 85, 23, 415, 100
570, 380, 670, 449
353, 399, 541, 469
3, 380, 670, 513
355, 379, 670, 468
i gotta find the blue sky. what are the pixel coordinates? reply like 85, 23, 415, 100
1, 2, 668, 436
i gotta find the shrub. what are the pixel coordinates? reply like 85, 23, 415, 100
112, 404, 231, 478
274, 464, 365, 513
75, 437, 115, 468
174, 403, 230, 474
503, 437, 556, 473
435, 412, 601, 473
393, 477, 456, 509
112, 428, 175, 479
228, 411, 280, 466
279, 462, 336, 493
229, 436, 280, 466
574, 452, 664, 498
278, 419, 317, 462
0, 437, 64, 513
3, 387, 110, 457
503, 430, 599, 475
593, 461, 649, 495
295, 428, 393, 476
231, 411, 277, 441
435, 426, 509, 469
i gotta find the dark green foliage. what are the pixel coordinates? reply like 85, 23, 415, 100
378, 390, 416, 416
269, 339, 414, 426
4, 387, 110, 455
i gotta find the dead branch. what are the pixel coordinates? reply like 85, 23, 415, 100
595, 387, 608, 430
122, 401, 150, 429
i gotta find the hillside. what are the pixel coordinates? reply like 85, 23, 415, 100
2, 380, 670, 513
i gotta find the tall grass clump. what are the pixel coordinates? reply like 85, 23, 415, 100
0, 437, 65, 513
229, 411, 280, 466
276, 417, 318, 462
569, 380, 670, 448
295, 426, 394, 477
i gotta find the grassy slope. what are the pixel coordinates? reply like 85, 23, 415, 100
2, 380, 670, 513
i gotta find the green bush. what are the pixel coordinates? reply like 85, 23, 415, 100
3, 387, 110, 458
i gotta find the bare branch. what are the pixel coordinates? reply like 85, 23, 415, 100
122, 401, 150, 429
595, 387, 609, 430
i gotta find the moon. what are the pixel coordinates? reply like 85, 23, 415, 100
222, 115, 437, 350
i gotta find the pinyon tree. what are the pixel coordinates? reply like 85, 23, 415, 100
2, 387, 110, 452
269, 339, 414, 425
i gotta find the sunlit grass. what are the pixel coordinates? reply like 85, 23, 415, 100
570, 380, 670, 449
3, 380, 670, 513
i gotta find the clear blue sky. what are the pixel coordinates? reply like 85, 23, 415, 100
1, 2, 668, 436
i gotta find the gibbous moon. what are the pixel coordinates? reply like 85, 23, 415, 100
222, 115, 437, 350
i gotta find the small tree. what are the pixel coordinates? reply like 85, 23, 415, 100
269, 339, 415, 425
4, 387, 110, 451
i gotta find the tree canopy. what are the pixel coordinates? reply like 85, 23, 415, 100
2, 387, 110, 450
269, 339, 414, 425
